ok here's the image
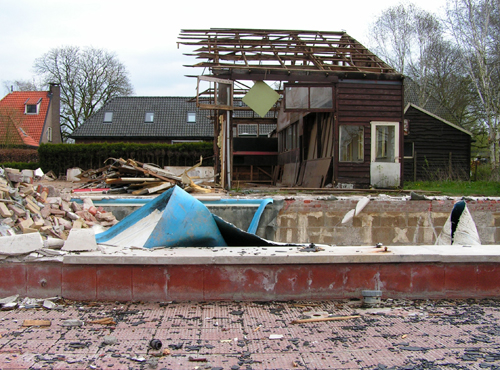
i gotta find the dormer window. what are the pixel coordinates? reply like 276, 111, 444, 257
26, 105, 37, 114
187, 112, 196, 123
25, 98, 42, 114
145, 112, 154, 123
103, 111, 113, 123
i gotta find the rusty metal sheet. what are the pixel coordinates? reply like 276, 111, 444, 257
301, 158, 332, 188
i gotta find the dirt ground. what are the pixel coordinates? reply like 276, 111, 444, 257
34, 178, 81, 193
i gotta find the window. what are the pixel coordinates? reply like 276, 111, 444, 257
238, 124, 258, 137
47, 127, 52, 142
404, 142, 414, 158
187, 112, 196, 123
103, 112, 113, 123
145, 112, 154, 123
375, 125, 396, 162
284, 84, 334, 111
340, 125, 364, 162
25, 104, 38, 114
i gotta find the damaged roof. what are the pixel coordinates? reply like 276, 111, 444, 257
178, 28, 400, 81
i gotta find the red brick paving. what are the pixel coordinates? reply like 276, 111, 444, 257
1, 299, 500, 369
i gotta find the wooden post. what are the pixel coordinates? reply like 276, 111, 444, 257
414, 151, 417, 182
449, 152, 452, 179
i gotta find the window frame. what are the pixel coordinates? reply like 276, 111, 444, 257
187, 112, 196, 124
404, 142, 414, 158
144, 112, 154, 123
284, 83, 334, 112
25, 104, 38, 114
339, 125, 365, 163
103, 111, 113, 123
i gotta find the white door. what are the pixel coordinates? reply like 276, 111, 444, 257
370, 121, 400, 188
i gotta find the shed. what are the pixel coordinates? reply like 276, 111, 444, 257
403, 103, 472, 181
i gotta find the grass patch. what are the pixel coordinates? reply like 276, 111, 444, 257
404, 180, 500, 197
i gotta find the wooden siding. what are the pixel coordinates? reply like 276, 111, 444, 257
337, 82, 404, 187
404, 106, 471, 181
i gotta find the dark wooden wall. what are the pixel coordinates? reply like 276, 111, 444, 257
336, 81, 404, 187
404, 106, 471, 181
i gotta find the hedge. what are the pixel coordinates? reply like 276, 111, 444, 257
38, 142, 214, 177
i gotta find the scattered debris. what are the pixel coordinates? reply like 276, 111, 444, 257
149, 339, 162, 350
88, 317, 116, 325
269, 334, 284, 339
22, 319, 51, 327
299, 243, 324, 252
291, 315, 361, 324
73, 157, 214, 195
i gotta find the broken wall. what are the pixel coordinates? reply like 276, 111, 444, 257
272, 198, 500, 246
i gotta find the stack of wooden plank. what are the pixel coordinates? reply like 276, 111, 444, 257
74, 157, 213, 195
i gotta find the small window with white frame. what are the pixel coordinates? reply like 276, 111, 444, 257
187, 112, 196, 123
25, 98, 41, 114
103, 111, 113, 123
25, 104, 38, 114
340, 125, 364, 162
145, 112, 154, 123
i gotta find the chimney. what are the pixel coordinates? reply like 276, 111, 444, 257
49, 83, 62, 143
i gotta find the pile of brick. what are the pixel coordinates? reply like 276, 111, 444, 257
0, 168, 118, 240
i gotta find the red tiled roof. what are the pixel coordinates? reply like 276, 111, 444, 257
0, 91, 51, 147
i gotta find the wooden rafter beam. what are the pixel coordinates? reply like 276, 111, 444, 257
178, 28, 399, 75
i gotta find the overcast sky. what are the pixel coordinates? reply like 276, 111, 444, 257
0, 0, 448, 99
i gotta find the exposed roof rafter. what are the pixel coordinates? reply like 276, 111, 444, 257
178, 28, 399, 77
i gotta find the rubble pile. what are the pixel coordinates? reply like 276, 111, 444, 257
0, 167, 118, 241
74, 157, 214, 194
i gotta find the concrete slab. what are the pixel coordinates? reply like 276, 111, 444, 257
64, 244, 500, 265
61, 228, 97, 252
0, 233, 44, 256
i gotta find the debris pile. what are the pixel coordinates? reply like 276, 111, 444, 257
0, 167, 118, 242
73, 157, 214, 194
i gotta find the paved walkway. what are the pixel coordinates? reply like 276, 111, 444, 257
1, 298, 500, 369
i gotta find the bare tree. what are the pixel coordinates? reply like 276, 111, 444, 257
369, 3, 444, 106
3, 79, 43, 94
34, 46, 134, 140
445, 0, 500, 171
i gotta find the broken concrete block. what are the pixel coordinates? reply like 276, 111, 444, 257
19, 184, 35, 195
0, 203, 13, 217
49, 208, 66, 217
41, 205, 51, 218
25, 198, 41, 214
66, 168, 82, 182
46, 197, 62, 206
6, 172, 23, 184
66, 211, 79, 221
71, 201, 83, 212
61, 200, 72, 213
62, 228, 97, 252
8, 204, 26, 218
0, 233, 44, 255
44, 237, 65, 249
72, 219, 85, 229
58, 217, 73, 230
82, 198, 94, 211
32, 219, 45, 230
18, 218, 34, 233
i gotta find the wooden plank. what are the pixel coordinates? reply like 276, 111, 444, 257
291, 315, 360, 324
23, 319, 51, 327
302, 158, 332, 188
